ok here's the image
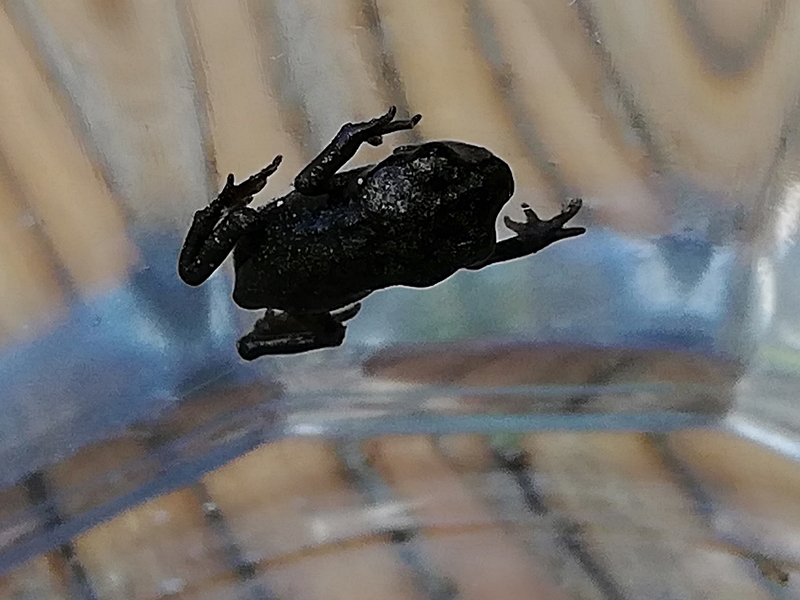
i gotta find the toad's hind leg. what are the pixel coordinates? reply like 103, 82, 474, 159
294, 106, 421, 195
236, 304, 362, 360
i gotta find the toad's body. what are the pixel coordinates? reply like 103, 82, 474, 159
230, 141, 510, 313
178, 108, 584, 359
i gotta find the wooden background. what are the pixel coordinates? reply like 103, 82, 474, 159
2, 0, 800, 344
0, 0, 799, 597
2, 420, 800, 599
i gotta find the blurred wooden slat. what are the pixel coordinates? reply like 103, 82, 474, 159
261, 542, 423, 600
449, 347, 635, 387
0, 165, 63, 341
674, 0, 782, 72
181, 0, 304, 196
584, 0, 800, 199
302, 0, 391, 120
50, 385, 275, 599
365, 344, 736, 414
141, 382, 277, 445
688, 0, 775, 48
668, 430, 800, 563
266, 0, 405, 169
436, 434, 497, 474
0, 554, 70, 600
202, 438, 423, 600
523, 432, 773, 599
752, 95, 800, 254
25, 0, 210, 223
366, 435, 571, 600
0, 484, 39, 555
481, 0, 665, 233
524, 0, 642, 162
74, 488, 234, 600
436, 434, 610, 600
18, 430, 800, 598
0, 5, 132, 293
201, 439, 369, 558
46, 436, 160, 522
365, 344, 631, 385
373, 0, 564, 215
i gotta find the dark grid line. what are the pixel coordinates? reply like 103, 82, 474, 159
22, 472, 98, 600
649, 433, 790, 597
337, 439, 460, 600
491, 446, 629, 600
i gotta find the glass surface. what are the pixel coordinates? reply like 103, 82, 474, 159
0, 0, 799, 596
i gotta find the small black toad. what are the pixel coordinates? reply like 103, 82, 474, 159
179, 107, 585, 360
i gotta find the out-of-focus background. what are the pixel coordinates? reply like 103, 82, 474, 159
1, 0, 800, 597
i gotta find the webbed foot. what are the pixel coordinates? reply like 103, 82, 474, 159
216, 155, 283, 210
466, 198, 586, 270
236, 303, 362, 360
503, 198, 585, 244
357, 106, 422, 147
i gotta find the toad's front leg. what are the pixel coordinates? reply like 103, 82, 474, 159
294, 106, 421, 196
178, 156, 282, 286
466, 198, 585, 270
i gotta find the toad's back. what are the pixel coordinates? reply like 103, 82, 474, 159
231, 188, 494, 313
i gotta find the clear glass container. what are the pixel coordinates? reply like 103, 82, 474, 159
0, 0, 799, 597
